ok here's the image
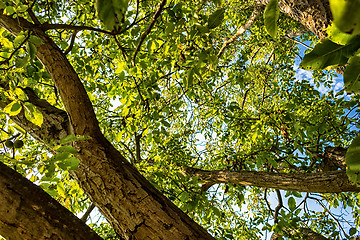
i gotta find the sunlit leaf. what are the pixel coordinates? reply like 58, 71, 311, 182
264, 0, 279, 38
344, 49, 360, 93
23, 102, 43, 127
330, 0, 360, 35
300, 38, 360, 70
326, 23, 358, 45
95, 0, 128, 31
4, 101, 22, 116
288, 197, 296, 212
346, 133, 360, 185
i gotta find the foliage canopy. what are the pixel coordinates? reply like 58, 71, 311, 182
0, 0, 360, 239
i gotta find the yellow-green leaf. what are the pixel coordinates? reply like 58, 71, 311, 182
4, 101, 22, 116
23, 102, 43, 127
330, 0, 360, 35
264, 0, 279, 38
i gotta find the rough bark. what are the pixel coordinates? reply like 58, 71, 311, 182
185, 167, 360, 193
0, 161, 102, 240
0, 87, 71, 144
0, 13, 214, 240
271, 227, 329, 240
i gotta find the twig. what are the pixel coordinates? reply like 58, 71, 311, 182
217, 4, 262, 58
27, 5, 41, 25
134, 132, 142, 163
41, 23, 113, 35
284, 35, 313, 49
0, 33, 31, 65
119, 141, 136, 164
80, 203, 96, 222
131, 0, 167, 66
64, 30, 78, 55
273, 189, 283, 224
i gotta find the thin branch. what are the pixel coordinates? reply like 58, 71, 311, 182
40, 23, 113, 35
119, 141, 136, 164
131, 0, 167, 66
134, 132, 142, 163
27, 5, 41, 25
64, 30, 78, 55
273, 190, 283, 224
217, 4, 262, 58
284, 35, 313, 49
81, 203, 96, 222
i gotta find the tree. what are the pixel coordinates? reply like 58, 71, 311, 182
0, 0, 359, 239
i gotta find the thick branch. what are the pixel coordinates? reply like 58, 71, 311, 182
0, 87, 70, 144
217, 4, 262, 58
0, 13, 215, 240
271, 227, 329, 240
0, 161, 102, 240
185, 167, 360, 193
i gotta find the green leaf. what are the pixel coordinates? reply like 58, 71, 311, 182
14, 34, 26, 47
23, 102, 43, 127
165, 22, 175, 35
27, 42, 37, 61
58, 157, 80, 171
186, 68, 194, 89
4, 101, 22, 116
4, 6, 15, 15
344, 49, 360, 93
95, 0, 128, 31
349, 227, 357, 236
346, 133, 360, 185
346, 134, 360, 171
207, 8, 225, 29
288, 197, 296, 212
54, 152, 72, 162
300, 38, 360, 70
14, 88, 28, 101
264, 0, 279, 38
330, 0, 360, 35
29, 35, 43, 45
59, 134, 91, 144
56, 145, 78, 155
326, 23, 358, 45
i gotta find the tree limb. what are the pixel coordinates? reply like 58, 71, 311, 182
217, 4, 263, 58
0, 161, 102, 240
184, 167, 360, 193
81, 203, 96, 222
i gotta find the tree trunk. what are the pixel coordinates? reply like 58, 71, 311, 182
0, 161, 102, 240
0, 13, 214, 240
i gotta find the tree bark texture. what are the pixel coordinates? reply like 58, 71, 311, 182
0, 13, 215, 240
0, 161, 102, 240
185, 167, 360, 193
271, 227, 329, 240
